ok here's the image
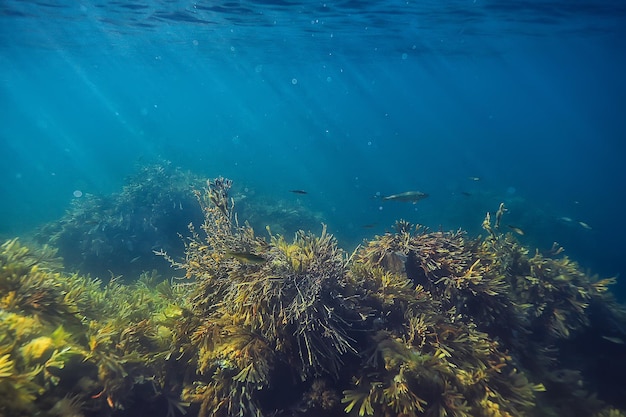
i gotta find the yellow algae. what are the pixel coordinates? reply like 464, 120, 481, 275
0, 180, 623, 417
21, 336, 54, 363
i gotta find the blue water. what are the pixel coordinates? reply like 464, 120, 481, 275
1, 1, 625, 292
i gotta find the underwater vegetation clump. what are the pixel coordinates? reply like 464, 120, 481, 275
341, 224, 539, 417
2, 174, 626, 417
159, 178, 626, 417
35, 162, 205, 279
159, 177, 364, 416
0, 238, 190, 417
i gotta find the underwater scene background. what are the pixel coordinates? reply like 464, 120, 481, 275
1, 1, 626, 417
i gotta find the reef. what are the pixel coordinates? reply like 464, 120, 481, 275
2, 175, 626, 417
34, 162, 205, 279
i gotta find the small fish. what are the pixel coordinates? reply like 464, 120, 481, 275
361, 223, 377, 229
382, 191, 429, 203
602, 335, 625, 345
225, 251, 266, 264
289, 190, 308, 195
468, 176, 481, 181
507, 225, 525, 235
578, 221, 592, 230
460, 191, 472, 196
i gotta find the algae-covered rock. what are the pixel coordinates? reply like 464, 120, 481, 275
2, 176, 626, 417
35, 163, 205, 279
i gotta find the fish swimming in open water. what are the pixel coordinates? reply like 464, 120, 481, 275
289, 190, 308, 195
382, 191, 429, 203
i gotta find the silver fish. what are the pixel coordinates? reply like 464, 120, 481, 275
507, 225, 525, 236
382, 191, 429, 203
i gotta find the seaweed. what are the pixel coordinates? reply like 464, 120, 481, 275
2, 177, 626, 417
0, 239, 190, 417
160, 178, 364, 416
35, 162, 205, 279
